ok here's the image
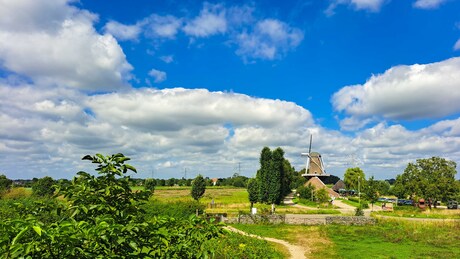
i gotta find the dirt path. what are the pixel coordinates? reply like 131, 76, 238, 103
225, 226, 308, 259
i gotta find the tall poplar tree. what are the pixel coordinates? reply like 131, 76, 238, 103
247, 178, 259, 210
267, 147, 284, 212
256, 147, 286, 213
257, 147, 272, 203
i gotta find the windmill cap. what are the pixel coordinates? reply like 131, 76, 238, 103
310, 152, 321, 156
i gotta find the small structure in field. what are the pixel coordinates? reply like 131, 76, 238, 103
305, 176, 339, 198
332, 180, 346, 192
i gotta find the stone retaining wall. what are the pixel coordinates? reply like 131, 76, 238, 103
325, 216, 376, 225
225, 215, 376, 225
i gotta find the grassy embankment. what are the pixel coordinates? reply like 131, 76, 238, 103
233, 219, 460, 259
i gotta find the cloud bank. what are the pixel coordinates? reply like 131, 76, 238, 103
332, 57, 460, 129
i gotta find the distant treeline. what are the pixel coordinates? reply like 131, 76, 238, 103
8, 175, 397, 189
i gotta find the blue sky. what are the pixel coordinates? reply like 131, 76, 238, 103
1, 0, 460, 180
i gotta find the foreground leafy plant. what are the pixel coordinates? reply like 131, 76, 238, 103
0, 153, 223, 258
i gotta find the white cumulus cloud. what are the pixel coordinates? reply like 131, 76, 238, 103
148, 69, 167, 83
183, 3, 227, 37
104, 21, 142, 41
235, 19, 304, 61
326, 0, 386, 15
413, 0, 447, 9
144, 14, 182, 39
332, 57, 460, 129
0, 0, 132, 91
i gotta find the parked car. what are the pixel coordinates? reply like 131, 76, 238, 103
447, 200, 458, 209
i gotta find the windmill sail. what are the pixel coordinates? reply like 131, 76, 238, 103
301, 135, 329, 177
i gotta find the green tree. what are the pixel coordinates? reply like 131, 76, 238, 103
364, 176, 379, 210
32, 176, 55, 197
267, 147, 284, 211
0, 174, 13, 193
191, 174, 206, 201
257, 147, 272, 203
394, 157, 458, 206
256, 147, 289, 213
344, 167, 365, 192
144, 178, 156, 194
247, 178, 259, 210
282, 159, 295, 196
376, 180, 391, 196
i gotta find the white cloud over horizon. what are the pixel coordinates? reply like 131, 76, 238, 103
1, 0, 460, 182
332, 57, 460, 130
2, 80, 460, 180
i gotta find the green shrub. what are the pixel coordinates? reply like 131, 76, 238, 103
348, 197, 369, 208
297, 184, 314, 200
0, 175, 13, 194
355, 206, 364, 216
144, 178, 156, 193
31, 176, 55, 197
206, 231, 284, 258
143, 200, 204, 219
0, 153, 223, 258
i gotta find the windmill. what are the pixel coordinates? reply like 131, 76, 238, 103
301, 135, 329, 177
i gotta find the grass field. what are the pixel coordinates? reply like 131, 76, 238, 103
373, 206, 460, 219
233, 219, 460, 259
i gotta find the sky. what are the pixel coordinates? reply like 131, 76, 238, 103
1, 0, 460, 180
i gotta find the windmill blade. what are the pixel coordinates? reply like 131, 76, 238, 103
308, 135, 312, 154
305, 155, 311, 173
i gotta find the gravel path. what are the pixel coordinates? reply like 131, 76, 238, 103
225, 226, 308, 259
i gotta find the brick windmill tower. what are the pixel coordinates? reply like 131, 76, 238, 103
301, 135, 338, 198
301, 135, 329, 178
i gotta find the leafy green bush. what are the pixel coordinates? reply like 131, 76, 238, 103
31, 176, 55, 197
297, 184, 314, 200
144, 178, 156, 193
206, 231, 284, 258
348, 197, 369, 208
0, 175, 12, 194
0, 153, 223, 258
143, 200, 204, 219
355, 206, 364, 216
